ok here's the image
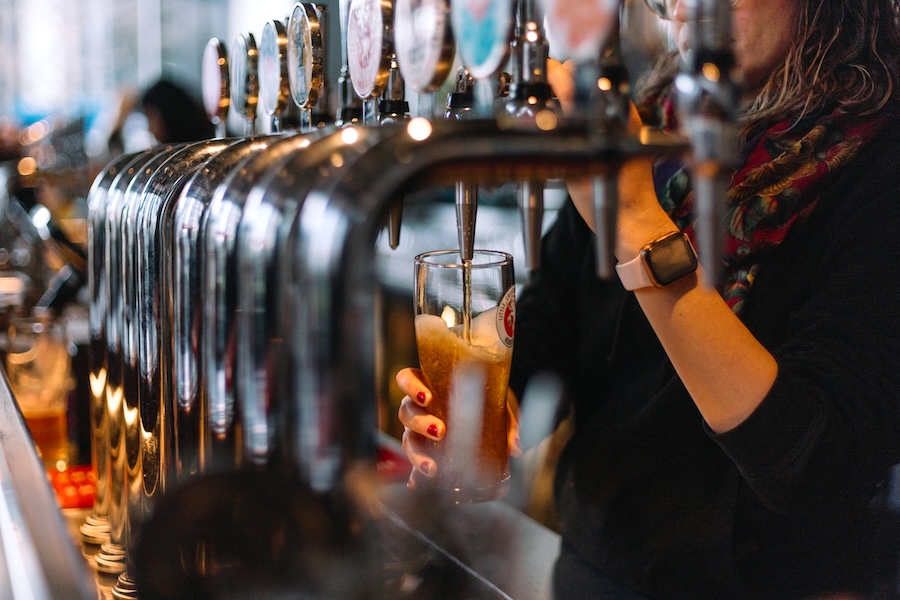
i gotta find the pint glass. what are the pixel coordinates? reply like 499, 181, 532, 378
414, 249, 515, 502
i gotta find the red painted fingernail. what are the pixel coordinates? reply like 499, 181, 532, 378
426, 423, 439, 438
416, 391, 427, 403
420, 461, 431, 476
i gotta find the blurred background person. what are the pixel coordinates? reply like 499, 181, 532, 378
139, 78, 215, 144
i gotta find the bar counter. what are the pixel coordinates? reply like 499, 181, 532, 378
0, 370, 95, 599
0, 364, 560, 599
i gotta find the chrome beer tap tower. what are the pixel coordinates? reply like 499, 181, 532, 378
83, 0, 737, 596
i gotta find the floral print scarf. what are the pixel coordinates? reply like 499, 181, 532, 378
651, 107, 886, 314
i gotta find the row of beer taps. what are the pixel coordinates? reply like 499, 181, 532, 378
82, 0, 739, 597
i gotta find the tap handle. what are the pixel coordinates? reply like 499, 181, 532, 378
201, 38, 230, 138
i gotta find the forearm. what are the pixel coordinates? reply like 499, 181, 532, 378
634, 271, 777, 433
568, 167, 778, 434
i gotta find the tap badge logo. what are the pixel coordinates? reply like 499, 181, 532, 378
496, 286, 515, 348
348, 0, 381, 96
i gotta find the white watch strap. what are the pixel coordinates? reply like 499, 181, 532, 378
615, 254, 652, 291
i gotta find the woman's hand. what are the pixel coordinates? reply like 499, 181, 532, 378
396, 367, 522, 490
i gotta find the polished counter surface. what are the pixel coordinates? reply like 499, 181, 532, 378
1, 363, 559, 599
0, 370, 95, 599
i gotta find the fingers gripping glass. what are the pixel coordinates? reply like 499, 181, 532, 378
644, 0, 741, 20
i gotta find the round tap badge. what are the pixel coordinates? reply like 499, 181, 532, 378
496, 285, 515, 348
347, 0, 392, 99
450, 0, 512, 79
201, 38, 230, 123
230, 33, 259, 121
394, 0, 455, 93
259, 20, 290, 117
539, 0, 619, 60
287, 3, 324, 110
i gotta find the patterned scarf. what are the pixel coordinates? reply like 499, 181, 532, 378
650, 102, 885, 314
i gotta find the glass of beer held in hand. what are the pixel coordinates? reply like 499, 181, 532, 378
414, 250, 515, 503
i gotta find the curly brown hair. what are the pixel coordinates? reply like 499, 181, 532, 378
637, 0, 900, 135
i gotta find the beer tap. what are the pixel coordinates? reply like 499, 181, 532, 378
336, 0, 364, 126
393, 0, 455, 119
378, 56, 409, 125
450, 0, 513, 117
379, 56, 410, 250
444, 68, 474, 121
82, 149, 151, 554
201, 38, 230, 139
448, 0, 514, 262
94, 143, 183, 586
287, 2, 326, 132
591, 31, 631, 280
391, 0, 455, 250
500, 0, 561, 272
230, 33, 259, 136
539, 0, 623, 278
116, 140, 234, 600
347, 0, 395, 125
674, 0, 740, 289
258, 19, 294, 133
443, 70, 479, 263
165, 137, 276, 483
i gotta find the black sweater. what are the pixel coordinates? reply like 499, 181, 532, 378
509, 116, 900, 600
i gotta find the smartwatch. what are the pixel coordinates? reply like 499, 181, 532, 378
615, 231, 698, 290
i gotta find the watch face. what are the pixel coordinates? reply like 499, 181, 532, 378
644, 232, 698, 286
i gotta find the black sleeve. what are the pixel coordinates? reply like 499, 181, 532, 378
710, 129, 900, 513
509, 199, 593, 403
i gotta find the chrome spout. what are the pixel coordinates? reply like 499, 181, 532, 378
84, 149, 151, 549
202, 132, 323, 473
233, 130, 329, 468
112, 140, 232, 594
518, 180, 544, 271
165, 137, 275, 483
444, 70, 479, 263
94, 143, 184, 580
455, 181, 477, 263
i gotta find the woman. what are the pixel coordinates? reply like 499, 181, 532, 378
398, 0, 900, 598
